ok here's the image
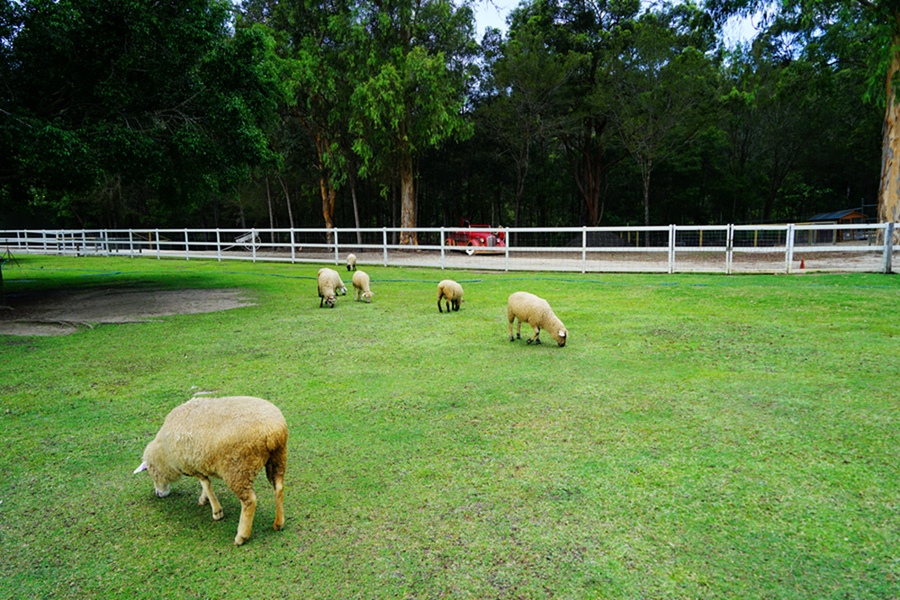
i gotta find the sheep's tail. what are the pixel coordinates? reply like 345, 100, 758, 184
265, 437, 287, 490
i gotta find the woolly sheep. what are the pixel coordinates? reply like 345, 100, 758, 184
317, 267, 347, 308
352, 270, 374, 303
437, 279, 463, 313
507, 291, 568, 347
133, 395, 288, 546
346, 253, 357, 271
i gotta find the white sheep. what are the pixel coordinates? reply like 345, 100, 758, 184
133, 395, 288, 545
507, 291, 568, 347
352, 270, 374, 303
437, 279, 463, 313
317, 267, 347, 308
346, 253, 357, 271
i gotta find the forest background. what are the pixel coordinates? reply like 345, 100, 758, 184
0, 0, 892, 235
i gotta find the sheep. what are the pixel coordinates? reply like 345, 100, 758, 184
507, 291, 568, 347
437, 279, 463, 313
133, 395, 288, 546
352, 270, 374, 303
317, 267, 347, 308
346, 253, 357, 271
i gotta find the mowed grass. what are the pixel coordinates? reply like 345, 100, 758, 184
1, 254, 899, 599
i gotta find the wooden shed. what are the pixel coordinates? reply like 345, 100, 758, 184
805, 209, 867, 243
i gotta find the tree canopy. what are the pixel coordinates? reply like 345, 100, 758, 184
0, 0, 886, 232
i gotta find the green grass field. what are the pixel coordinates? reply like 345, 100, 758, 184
1, 255, 898, 599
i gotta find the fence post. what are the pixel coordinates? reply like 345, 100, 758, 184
726, 224, 734, 275
156, 229, 161, 260
505, 227, 510, 272
184, 229, 190, 261
333, 228, 340, 265
251, 228, 257, 263
216, 229, 222, 262
80, 230, 87, 256
668, 225, 676, 274
440, 228, 446, 270
785, 224, 795, 274
582, 227, 587, 274
883, 222, 895, 274
290, 228, 296, 264
383, 228, 388, 267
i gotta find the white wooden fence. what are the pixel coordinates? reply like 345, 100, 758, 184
1, 222, 896, 274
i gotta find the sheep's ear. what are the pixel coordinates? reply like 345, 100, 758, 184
559, 330, 566, 338
133, 462, 148, 475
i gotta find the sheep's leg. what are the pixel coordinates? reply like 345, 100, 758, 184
233, 488, 258, 546
437, 298, 443, 313
272, 474, 285, 531
516, 319, 523, 339
508, 318, 516, 341
197, 476, 224, 521
266, 447, 287, 532
526, 325, 541, 345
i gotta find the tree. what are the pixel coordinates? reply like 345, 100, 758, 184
707, 0, 900, 226
349, 0, 477, 244
480, 24, 579, 230
242, 0, 359, 238
608, 5, 719, 225
507, 0, 641, 226
0, 0, 281, 226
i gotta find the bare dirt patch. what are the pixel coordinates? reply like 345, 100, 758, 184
0, 287, 254, 337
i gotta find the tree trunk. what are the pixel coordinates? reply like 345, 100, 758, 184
642, 158, 653, 227
349, 166, 362, 246
237, 184, 247, 229
265, 170, 275, 231
878, 27, 900, 233
399, 153, 417, 245
320, 175, 336, 243
391, 178, 398, 245
277, 173, 294, 229
570, 118, 608, 226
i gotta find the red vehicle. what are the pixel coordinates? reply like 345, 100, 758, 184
445, 218, 507, 255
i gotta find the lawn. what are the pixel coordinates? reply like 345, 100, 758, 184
1, 254, 898, 599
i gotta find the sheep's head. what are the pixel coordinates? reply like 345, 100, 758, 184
554, 328, 568, 347
134, 441, 180, 496
133, 461, 177, 497
324, 294, 336, 308
363, 291, 374, 303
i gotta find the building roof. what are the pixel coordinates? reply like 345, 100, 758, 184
807, 209, 865, 222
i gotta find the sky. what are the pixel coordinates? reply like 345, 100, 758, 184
473, 1, 513, 37
472, 1, 760, 46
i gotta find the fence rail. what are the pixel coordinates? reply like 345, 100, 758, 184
2, 223, 897, 274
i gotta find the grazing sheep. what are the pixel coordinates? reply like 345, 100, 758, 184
352, 270, 374, 303
437, 279, 464, 313
346, 254, 357, 271
317, 267, 347, 308
133, 395, 288, 546
507, 291, 568, 347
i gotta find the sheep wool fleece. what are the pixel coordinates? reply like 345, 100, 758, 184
135, 395, 288, 545
318, 267, 346, 307
352, 270, 374, 303
437, 280, 464, 313
507, 291, 568, 347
